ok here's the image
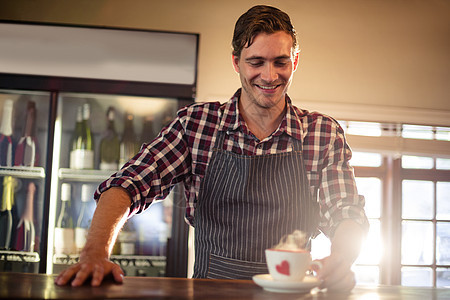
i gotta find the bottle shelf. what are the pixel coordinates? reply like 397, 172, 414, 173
52, 254, 166, 276
52, 254, 79, 265
110, 255, 166, 269
52, 253, 165, 266
0, 250, 40, 263
0, 250, 40, 273
0, 166, 45, 179
58, 168, 117, 182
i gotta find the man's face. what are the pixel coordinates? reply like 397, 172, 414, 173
233, 31, 299, 111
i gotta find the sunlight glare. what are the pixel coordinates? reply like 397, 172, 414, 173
357, 220, 382, 265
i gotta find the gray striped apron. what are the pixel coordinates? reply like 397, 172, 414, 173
193, 131, 318, 279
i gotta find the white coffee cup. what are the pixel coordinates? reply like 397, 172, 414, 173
265, 248, 322, 282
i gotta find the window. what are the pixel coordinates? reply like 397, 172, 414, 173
347, 121, 382, 137
351, 152, 382, 168
400, 158, 450, 287
437, 158, 450, 170
402, 155, 434, 169
352, 155, 383, 285
311, 121, 450, 287
402, 124, 434, 140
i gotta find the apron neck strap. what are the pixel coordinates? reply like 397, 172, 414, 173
292, 136, 303, 152
213, 130, 227, 150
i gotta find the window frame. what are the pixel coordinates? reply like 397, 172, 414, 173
353, 156, 450, 287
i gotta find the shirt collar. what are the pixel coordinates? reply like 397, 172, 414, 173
218, 89, 241, 132
219, 89, 305, 141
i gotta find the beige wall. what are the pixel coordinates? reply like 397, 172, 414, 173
1, 0, 449, 124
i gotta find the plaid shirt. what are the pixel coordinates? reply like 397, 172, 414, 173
95, 89, 368, 237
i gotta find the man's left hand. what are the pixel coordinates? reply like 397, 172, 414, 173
312, 219, 366, 291
313, 252, 356, 291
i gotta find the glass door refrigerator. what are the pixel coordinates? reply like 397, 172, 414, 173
0, 21, 198, 277
0, 90, 51, 273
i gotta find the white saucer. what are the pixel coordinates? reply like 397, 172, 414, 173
252, 274, 320, 293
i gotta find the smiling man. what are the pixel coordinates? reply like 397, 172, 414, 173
234, 30, 298, 140
55, 5, 368, 292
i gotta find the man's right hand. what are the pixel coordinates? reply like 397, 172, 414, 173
54, 187, 132, 287
54, 256, 124, 287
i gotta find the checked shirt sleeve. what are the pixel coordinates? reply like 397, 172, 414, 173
305, 114, 369, 238
94, 107, 192, 217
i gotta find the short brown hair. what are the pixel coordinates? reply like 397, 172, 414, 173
232, 5, 298, 57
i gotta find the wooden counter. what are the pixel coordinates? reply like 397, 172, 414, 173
1, 272, 449, 299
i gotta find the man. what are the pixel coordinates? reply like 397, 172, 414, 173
55, 5, 368, 291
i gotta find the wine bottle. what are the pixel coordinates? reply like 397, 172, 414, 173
70, 103, 94, 169
99, 107, 120, 171
15, 182, 36, 252
140, 115, 157, 145
118, 220, 137, 255
14, 101, 39, 167
74, 184, 92, 254
162, 108, 173, 128
0, 176, 15, 249
54, 183, 74, 255
119, 113, 140, 168
0, 99, 15, 167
